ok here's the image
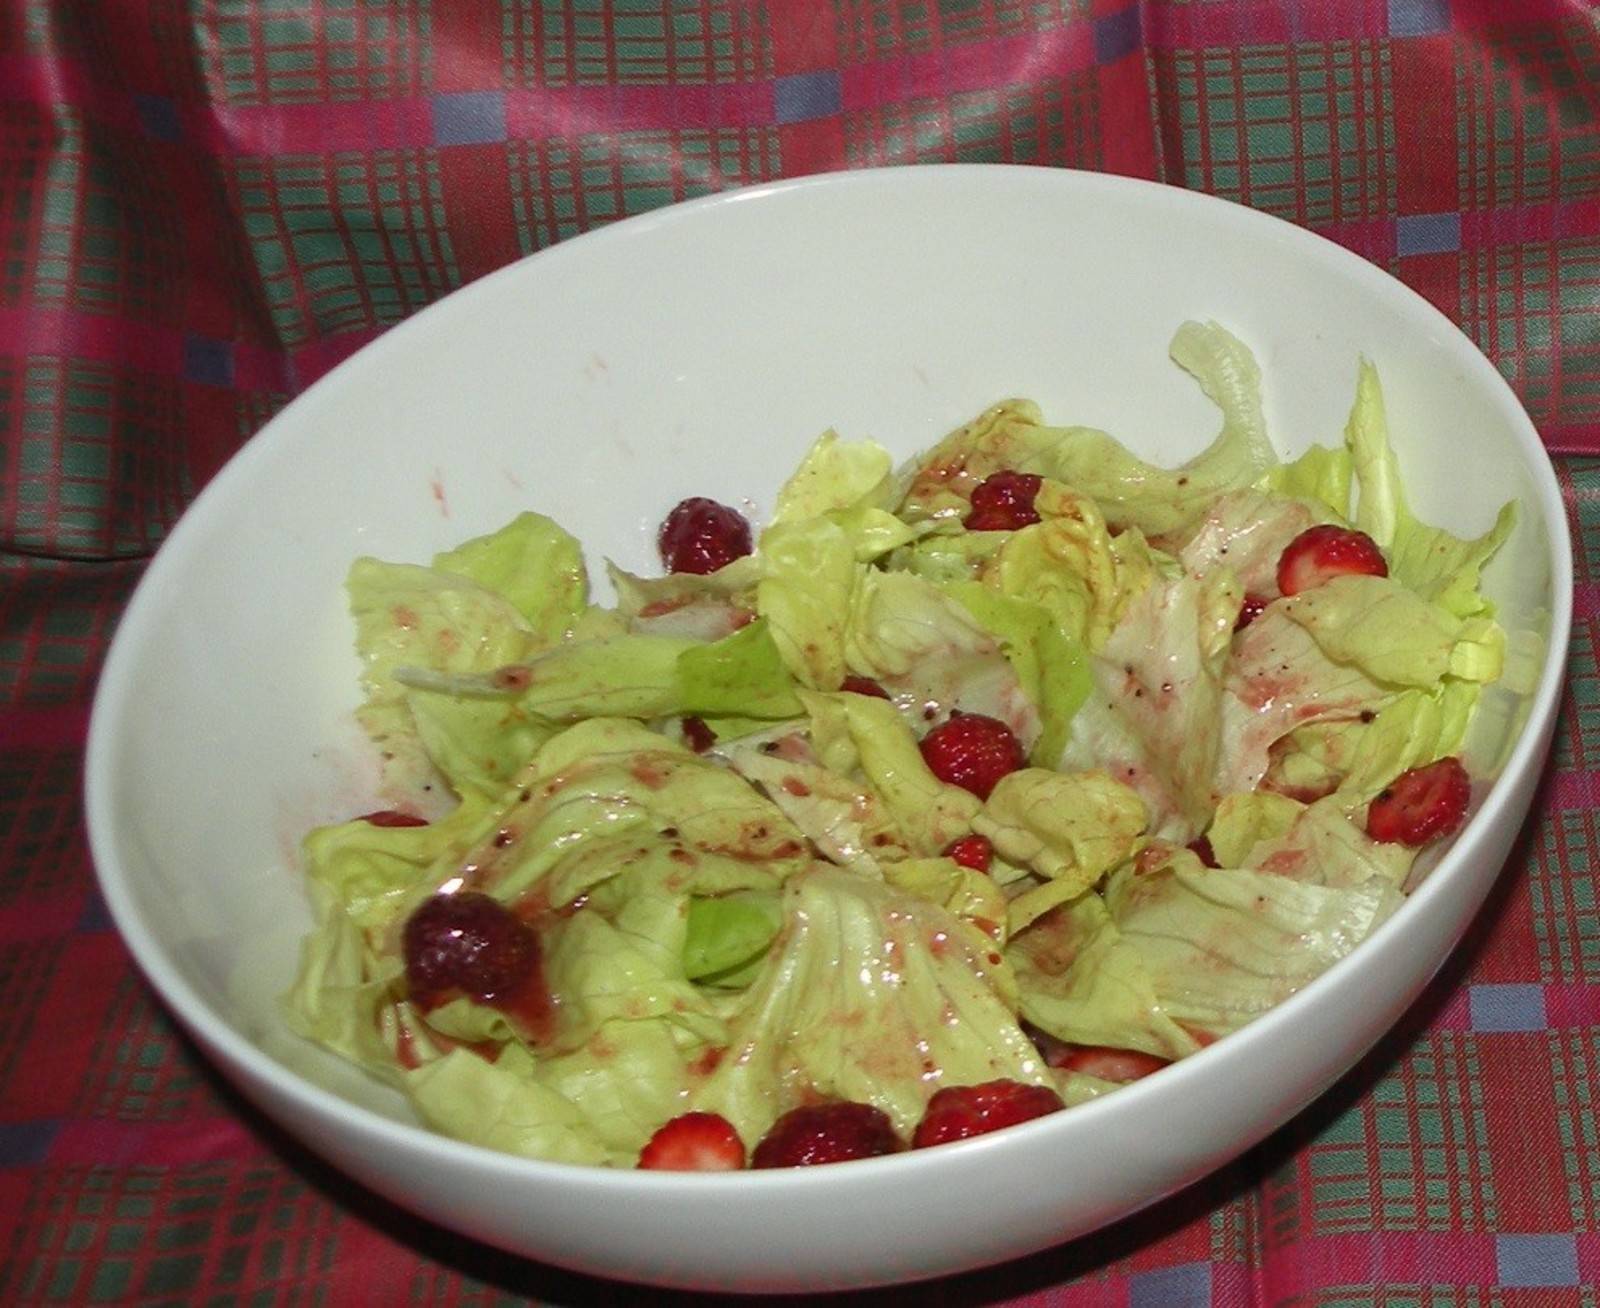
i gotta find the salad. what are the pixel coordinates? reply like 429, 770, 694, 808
285, 322, 1513, 1171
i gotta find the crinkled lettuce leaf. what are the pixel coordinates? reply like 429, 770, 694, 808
688, 866, 1046, 1142
1104, 851, 1403, 1041
845, 569, 1038, 745
945, 582, 1091, 768
432, 512, 588, 642
1009, 893, 1200, 1061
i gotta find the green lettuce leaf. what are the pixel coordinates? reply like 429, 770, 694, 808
1104, 852, 1403, 1041
1279, 575, 1504, 687
974, 768, 1146, 929
756, 519, 860, 689
845, 570, 1037, 744
688, 866, 1046, 1142
946, 582, 1091, 767
432, 512, 587, 643
802, 690, 982, 856
684, 890, 784, 986
675, 619, 804, 719
1009, 893, 1200, 1061
1344, 359, 1515, 619
1061, 567, 1239, 838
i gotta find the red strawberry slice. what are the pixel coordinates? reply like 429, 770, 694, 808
911, 1079, 1064, 1148
637, 1112, 746, 1171
1051, 1045, 1169, 1083
943, 833, 994, 873
751, 1101, 901, 1168
840, 675, 891, 699
362, 809, 429, 827
657, 497, 753, 575
964, 470, 1043, 531
919, 713, 1024, 800
1276, 524, 1388, 596
1365, 756, 1471, 846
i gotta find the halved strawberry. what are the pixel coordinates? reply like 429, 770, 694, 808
1051, 1045, 1169, 1084
912, 1078, 1064, 1148
919, 713, 1024, 800
637, 1112, 746, 1171
1365, 756, 1471, 846
943, 833, 994, 873
1276, 524, 1388, 596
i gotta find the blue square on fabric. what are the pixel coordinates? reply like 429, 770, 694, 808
183, 334, 234, 387
1497, 1234, 1579, 1288
774, 71, 841, 124
1468, 983, 1548, 1033
1130, 1262, 1212, 1308
1389, 0, 1451, 37
1095, 5, 1143, 66
0, 1120, 61, 1168
1396, 211, 1462, 256
433, 91, 507, 146
133, 94, 182, 142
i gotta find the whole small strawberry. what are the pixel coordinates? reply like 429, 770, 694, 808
943, 833, 994, 873
637, 1112, 746, 1171
964, 470, 1043, 531
1277, 524, 1388, 596
402, 891, 537, 1003
751, 1101, 902, 1168
919, 713, 1024, 800
911, 1079, 1064, 1148
1366, 756, 1471, 846
658, 497, 753, 575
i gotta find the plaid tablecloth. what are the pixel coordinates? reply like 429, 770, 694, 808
3, 2, 1599, 1303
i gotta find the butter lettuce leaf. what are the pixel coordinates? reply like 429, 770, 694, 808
688, 867, 1046, 1142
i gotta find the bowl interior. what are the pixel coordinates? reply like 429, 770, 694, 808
88, 165, 1568, 1243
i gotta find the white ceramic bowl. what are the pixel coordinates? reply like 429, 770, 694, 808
87, 165, 1570, 1294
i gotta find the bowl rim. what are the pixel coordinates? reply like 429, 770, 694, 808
84, 162, 1575, 1195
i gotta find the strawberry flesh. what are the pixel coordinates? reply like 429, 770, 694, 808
840, 675, 891, 699
964, 470, 1043, 531
919, 713, 1024, 800
1051, 1045, 1170, 1084
1366, 756, 1471, 846
1276, 524, 1388, 596
637, 1112, 746, 1171
658, 497, 753, 575
751, 1101, 901, 1168
912, 1078, 1064, 1148
943, 833, 994, 873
